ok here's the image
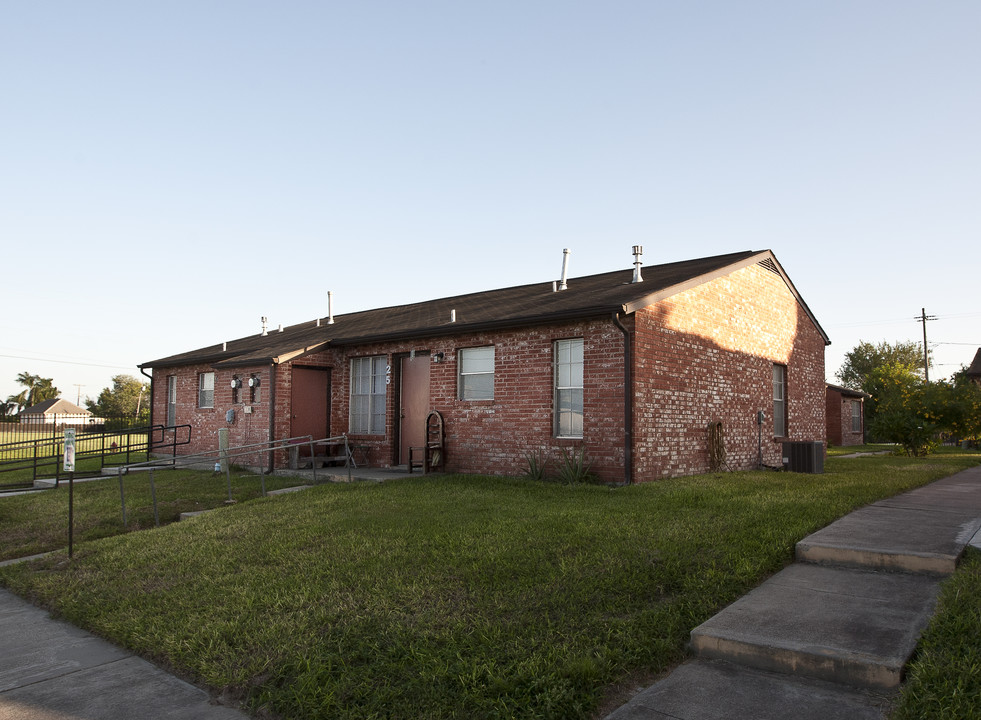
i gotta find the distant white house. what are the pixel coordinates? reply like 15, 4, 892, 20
18, 398, 103, 426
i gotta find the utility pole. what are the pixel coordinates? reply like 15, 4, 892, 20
915, 308, 937, 382
73, 384, 84, 405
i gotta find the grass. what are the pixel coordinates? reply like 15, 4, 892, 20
826, 443, 896, 457
0, 468, 305, 562
1, 450, 979, 719
892, 547, 981, 719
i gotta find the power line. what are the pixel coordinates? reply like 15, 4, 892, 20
829, 311, 981, 330
0, 353, 135, 371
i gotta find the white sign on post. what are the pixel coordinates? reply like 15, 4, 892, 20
64, 428, 76, 472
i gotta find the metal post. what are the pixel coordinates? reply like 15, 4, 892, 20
345, 435, 352, 483
149, 469, 159, 527
118, 467, 127, 526
68, 471, 74, 558
309, 438, 318, 484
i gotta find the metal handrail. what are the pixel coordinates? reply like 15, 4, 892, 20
115, 434, 353, 526
0, 424, 191, 491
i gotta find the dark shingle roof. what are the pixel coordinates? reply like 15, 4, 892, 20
141, 250, 829, 369
826, 383, 870, 399
967, 348, 981, 378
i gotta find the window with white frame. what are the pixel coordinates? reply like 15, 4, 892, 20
198, 372, 215, 409
458, 346, 495, 400
167, 376, 177, 426
350, 356, 387, 434
554, 338, 584, 437
851, 400, 862, 433
772, 364, 787, 437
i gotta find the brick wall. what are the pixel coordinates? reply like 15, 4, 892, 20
150, 363, 275, 462
632, 262, 826, 479
306, 319, 627, 483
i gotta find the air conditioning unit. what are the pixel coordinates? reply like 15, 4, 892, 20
782, 441, 825, 474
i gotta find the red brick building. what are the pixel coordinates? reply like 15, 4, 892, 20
140, 250, 829, 483
825, 384, 868, 447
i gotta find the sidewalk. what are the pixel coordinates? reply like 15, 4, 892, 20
0, 586, 247, 719
606, 464, 981, 719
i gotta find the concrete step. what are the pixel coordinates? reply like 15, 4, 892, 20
689, 563, 941, 690
606, 658, 896, 720
796, 479, 981, 575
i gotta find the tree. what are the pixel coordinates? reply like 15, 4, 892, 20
936, 368, 981, 444
866, 362, 935, 455
7, 371, 59, 410
86, 375, 150, 422
835, 340, 925, 391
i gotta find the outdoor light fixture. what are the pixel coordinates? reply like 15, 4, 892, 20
432, 352, 445, 363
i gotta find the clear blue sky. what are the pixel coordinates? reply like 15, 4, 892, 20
2, 1, 978, 405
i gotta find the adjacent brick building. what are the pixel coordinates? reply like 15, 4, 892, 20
825, 384, 868, 447
140, 249, 830, 483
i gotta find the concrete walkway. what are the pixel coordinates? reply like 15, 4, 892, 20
0, 587, 247, 719
607, 464, 981, 719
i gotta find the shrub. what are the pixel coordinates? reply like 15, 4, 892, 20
522, 449, 550, 482
554, 446, 599, 484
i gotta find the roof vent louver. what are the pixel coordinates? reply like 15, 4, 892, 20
759, 257, 780, 275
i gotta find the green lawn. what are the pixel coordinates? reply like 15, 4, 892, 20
893, 547, 981, 719
0, 468, 305, 561
825, 443, 895, 457
1, 451, 979, 719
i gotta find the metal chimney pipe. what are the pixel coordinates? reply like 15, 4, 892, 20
327, 291, 335, 325
559, 248, 570, 291
632, 245, 644, 283
261, 316, 268, 336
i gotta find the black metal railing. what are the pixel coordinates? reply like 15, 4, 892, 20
0, 422, 192, 492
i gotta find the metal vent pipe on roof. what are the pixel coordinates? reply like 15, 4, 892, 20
632, 245, 644, 283
558, 248, 570, 291
327, 291, 335, 325
261, 316, 268, 336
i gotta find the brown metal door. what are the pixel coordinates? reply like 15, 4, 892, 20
291, 367, 330, 443
399, 354, 430, 464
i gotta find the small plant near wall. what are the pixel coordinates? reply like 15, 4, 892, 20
522, 448, 550, 482
554, 446, 598, 485
522, 446, 600, 484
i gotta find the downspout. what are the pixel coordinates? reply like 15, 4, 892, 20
140, 366, 154, 434
612, 311, 633, 485
267, 363, 277, 474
